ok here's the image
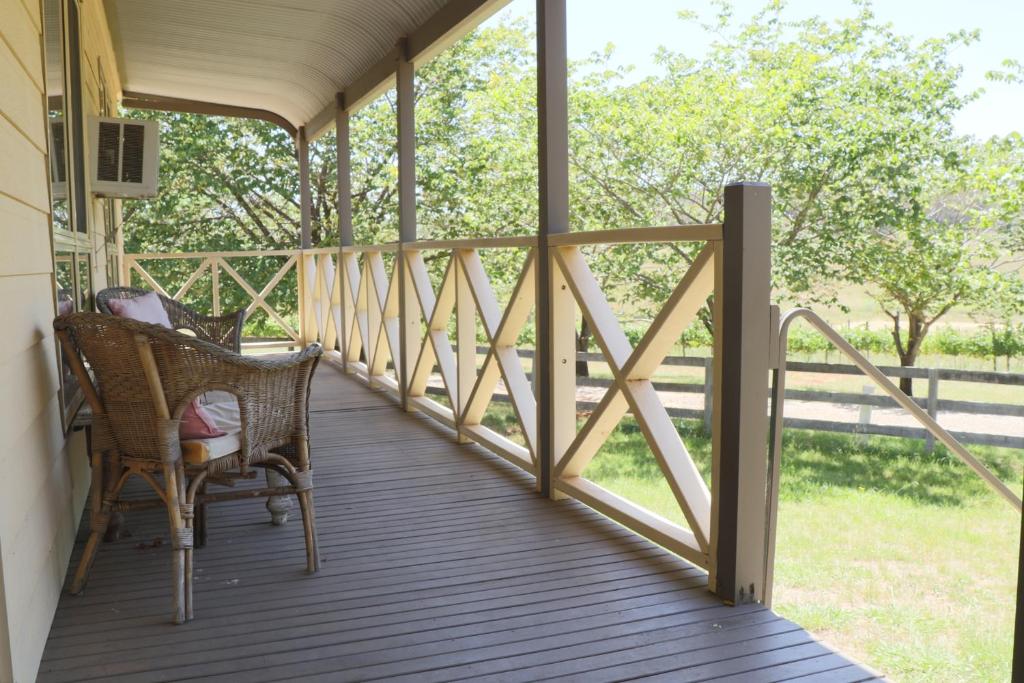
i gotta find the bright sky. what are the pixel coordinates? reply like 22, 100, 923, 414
490, 0, 1023, 139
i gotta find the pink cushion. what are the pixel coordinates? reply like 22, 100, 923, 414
106, 291, 224, 439
180, 401, 227, 439
106, 292, 173, 329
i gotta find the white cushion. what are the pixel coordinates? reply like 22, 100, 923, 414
182, 392, 241, 459
107, 291, 173, 328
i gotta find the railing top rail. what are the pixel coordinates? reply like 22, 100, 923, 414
343, 244, 400, 253
126, 249, 300, 259
548, 224, 722, 247
406, 236, 537, 250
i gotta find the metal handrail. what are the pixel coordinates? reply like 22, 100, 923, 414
763, 308, 1022, 607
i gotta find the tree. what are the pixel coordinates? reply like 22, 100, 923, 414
846, 135, 1024, 391
124, 3, 1023, 392
567, 3, 1022, 392
123, 19, 540, 330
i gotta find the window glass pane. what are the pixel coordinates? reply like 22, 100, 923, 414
43, 0, 70, 234
76, 252, 92, 311
54, 252, 74, 315
65, 0, 87, 234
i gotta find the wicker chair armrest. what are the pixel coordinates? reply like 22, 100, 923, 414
230, 348, 322, 463
152, 333, 322, 463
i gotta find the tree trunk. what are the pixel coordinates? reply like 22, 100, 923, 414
898, 359, 914, 396
576, 318, 591, 377
896, 314, 926, 396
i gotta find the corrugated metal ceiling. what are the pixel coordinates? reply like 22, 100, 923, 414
105, 0, 450, 129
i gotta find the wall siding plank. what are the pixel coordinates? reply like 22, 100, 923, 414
0, 116, 50, 212
0, 196, 51, 277
0, 0, 44, 93
0, 37, 46, 151
0, 274, 58, 357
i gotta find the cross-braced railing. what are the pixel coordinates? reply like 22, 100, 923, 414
122, 183, 773, 605
122, 248, 343, 351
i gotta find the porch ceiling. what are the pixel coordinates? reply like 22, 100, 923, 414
104, 0, 500, 133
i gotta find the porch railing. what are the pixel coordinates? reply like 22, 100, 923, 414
122, 247, 342, 350
122, 183, 773, 605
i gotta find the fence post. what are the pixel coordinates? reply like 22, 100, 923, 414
709, 182, 772, 605
926, 369, 939, 452
857, 385, 874, 445
703, 357, 713, 434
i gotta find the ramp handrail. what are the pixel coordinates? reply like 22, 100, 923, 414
763, 307, 1022, 606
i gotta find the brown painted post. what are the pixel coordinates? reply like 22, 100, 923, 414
536, 0, 573, 498
296, 126, 314, 346
297, 126, 312, 249
703, 356, 713, 434
337, 100, 353, 250
397, 44, 419, 410
710, 182, 772, 604
336, 100, 352, 369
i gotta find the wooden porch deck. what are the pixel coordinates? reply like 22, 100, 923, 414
38, 365, 876, 682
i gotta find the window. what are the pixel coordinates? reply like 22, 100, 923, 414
44, 0, 91, 428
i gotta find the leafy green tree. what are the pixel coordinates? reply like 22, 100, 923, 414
568, 3, 1022, 392
124, 4, 1023, 393
845, 135, 1024, 390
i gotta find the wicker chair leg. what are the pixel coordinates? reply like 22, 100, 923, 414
69, 525, 105, 595
196, 480, 208, 548
265, 468, 293, 525
71, 466, 129, 594
183, 539, 194, 621
296, 489, 320, 573
184, 470, 211, 622
163, 463, 188, 625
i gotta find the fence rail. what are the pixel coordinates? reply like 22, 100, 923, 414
459, 346, 1024, 449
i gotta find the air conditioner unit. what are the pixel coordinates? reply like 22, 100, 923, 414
48, 116, 67, 200
88, 116, 159, 198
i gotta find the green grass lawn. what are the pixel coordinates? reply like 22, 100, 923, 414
480, 404, 1022, 682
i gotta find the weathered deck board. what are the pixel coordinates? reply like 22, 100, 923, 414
38, 365, 876, 682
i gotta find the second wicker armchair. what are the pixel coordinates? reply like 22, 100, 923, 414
96, 286, 245, 353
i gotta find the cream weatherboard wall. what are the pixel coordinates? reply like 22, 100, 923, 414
0, 0, 120, 680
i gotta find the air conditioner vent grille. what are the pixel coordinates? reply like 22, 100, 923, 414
88, 116, 159, 197
121, 123, 146, 183
97, 121, 120, 182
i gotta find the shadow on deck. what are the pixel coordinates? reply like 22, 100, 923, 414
38, 365, 876, 682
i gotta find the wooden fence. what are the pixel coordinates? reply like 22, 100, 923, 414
427, 348, 1024, 451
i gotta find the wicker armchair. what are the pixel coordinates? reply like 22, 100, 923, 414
54, 312, 322, 624
96, 287, 245, 353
